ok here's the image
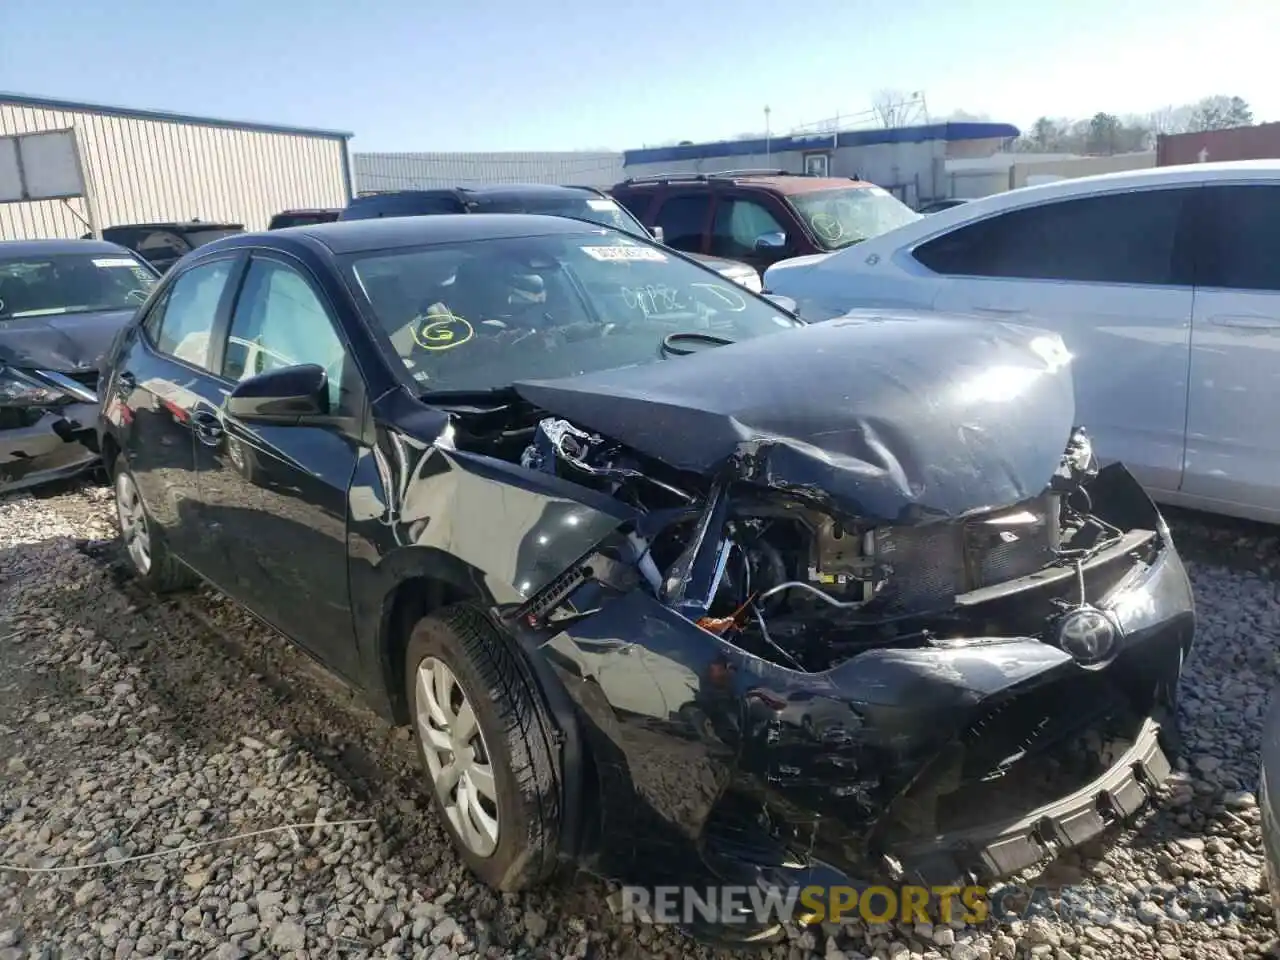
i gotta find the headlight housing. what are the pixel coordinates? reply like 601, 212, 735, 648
0, 367, 70, 408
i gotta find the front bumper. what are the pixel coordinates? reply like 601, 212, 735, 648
0, 401, 101, 494
540, 465, 1195, 896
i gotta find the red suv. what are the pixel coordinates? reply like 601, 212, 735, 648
610, 170, 921, 273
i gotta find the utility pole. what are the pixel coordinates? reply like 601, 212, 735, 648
764, 105, 772, 162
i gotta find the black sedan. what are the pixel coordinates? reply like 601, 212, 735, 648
1, 238, 159, 493
97, 214, 1195, 943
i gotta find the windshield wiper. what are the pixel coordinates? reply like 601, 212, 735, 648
661, 332, 736, 356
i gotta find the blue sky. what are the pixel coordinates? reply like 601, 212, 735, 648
1, 0, 1275, 153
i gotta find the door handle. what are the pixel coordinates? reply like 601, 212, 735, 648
191, 410, 224, 446
1209, 314, 1280, 331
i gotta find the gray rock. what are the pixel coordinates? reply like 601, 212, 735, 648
74, 879, 106, 908
270, 921, 306, 951
933, 927, 956, 948
430, 917, 459, 945
227, 915, 259, 935
0, 931, 18, 950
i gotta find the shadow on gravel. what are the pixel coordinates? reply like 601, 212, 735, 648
1165, 506, 1280, 578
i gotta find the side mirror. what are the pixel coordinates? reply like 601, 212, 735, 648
764, 293, 798, 315
226, 363, 329, 422
650, 225, 665, 244
754, 231, 788, 252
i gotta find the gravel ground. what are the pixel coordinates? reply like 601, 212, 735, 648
0, 481, 1277, 960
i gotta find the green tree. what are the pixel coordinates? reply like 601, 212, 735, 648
1086, 112, 1122, 154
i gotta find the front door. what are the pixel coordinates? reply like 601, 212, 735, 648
925, 186, 1196, 497
113, 255, 242, 573
193, 252, 366, 681
1182, 182, 1280, 519
708, 191, 793, 272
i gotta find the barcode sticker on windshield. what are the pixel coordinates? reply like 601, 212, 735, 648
92, 257, 139, 268
586, 199, 617, 211
581, 245, 666, 262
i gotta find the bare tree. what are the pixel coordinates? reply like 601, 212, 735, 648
1188, 95, 1254, 132
872, 89, 918, 128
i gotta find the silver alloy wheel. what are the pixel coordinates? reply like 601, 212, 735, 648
114, 470, 152, 575
415, 656, 500, 857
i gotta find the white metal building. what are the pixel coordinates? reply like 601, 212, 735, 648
0, 93, 353, 241
353, 150, 625, 193
622, 122, 1020, 208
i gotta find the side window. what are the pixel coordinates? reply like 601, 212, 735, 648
653, 194, 711, 252
913, 189, 1187, 286
710, 197, 786, 258
150, 259, 235, 371
1197, 185, 1280, 292
221, 259, 348, 412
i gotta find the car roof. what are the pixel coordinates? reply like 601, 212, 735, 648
0, 237, 140, 257
960, 159, 1280, 211
350, 184, 601, 204
614, 172, 874, 194
104, 221, 244, 231
224, 212, 615, 256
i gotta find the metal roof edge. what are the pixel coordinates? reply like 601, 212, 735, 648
0, 91, 354, 140
623, 121, 1021, 166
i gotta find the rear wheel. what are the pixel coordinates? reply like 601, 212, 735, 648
405, 603, 561, 890
112, 454, 196, 593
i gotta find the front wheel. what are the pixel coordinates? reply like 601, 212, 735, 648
405, 603, 562, 891
112, 454, 196, 593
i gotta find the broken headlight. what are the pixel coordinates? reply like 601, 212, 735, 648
0, 367, 69, 408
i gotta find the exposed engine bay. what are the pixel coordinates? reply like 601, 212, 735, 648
451, 398, 1129, 674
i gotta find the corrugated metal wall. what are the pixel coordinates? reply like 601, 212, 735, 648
1157, 122, 1280, 166
354, 151, 625, 193
0, 100, 350, 240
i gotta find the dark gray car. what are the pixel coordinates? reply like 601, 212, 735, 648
0, 238, 159, 492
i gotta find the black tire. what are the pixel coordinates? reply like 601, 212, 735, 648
404, 603, 561, 891
111, 453, 196, 593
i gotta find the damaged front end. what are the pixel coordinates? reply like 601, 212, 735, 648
447, 317, 1193, 922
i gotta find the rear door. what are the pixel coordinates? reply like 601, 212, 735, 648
111, 255, 243, 572
1181, 182, 1280, 519
194, 251, 366, 679
650, 193, 712, 257
923, 187, 1196, 496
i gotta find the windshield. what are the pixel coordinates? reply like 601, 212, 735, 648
483, 195, 648, 237
0, 253, 158, 319
346, 229, 800, 394
788, 186, 922, 250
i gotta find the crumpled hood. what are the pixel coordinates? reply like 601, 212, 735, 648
513, 310, 1077, 523
0, 309, 134, 373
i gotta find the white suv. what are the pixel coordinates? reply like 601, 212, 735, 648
763, 160, 1280, 524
